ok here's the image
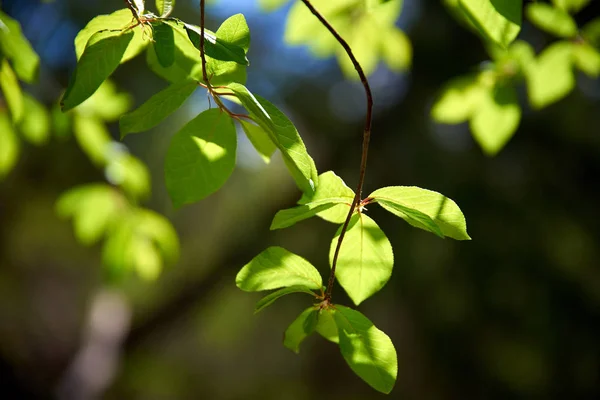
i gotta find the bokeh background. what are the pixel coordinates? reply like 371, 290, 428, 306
1, 0, 600, 399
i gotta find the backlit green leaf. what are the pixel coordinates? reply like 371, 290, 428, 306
552, 0, 590, 13
333, 305, 398, 394
120, 79, 197, 137
184, 23, 249, 66
526, 3, 578, 38
105, 154, 151, 201
134, 208, 179, 266
62, 30, 134, 111
572, 43, 600, 77
316, 307, 339, 343
0, 111, 19, 178
152, 21, 175, 67
271, 202, 341, 230
470, 84, 521, 156
74, 9, 147, 63
18, 94, 50, 145
240, 120, 276, 163
330, 213, 393, 305
76, 80, 132, 122
284, 307, 318, 353
164, 108, 236, 207
155, 0, 175, 17
380, 26, 412, 71
431, 74, 485, 124
0, 11, 39, 82
0, 59, 23, 122
259, 0, 290, 11
299, 171, 355, 224
72, 115, 112, 166
255, 286, 317, 314
236, 246, 322, 291
526, 41, 574, 109
458, 0, 522, 48
369, 186, 470, 240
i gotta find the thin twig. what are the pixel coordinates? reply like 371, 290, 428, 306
200, 0, 209, 83
300, 0, 373, 302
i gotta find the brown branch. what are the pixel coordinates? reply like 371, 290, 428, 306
200, 0, 209, 83
300, 0, 373, 302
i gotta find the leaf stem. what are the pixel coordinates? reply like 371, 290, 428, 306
300, 0, 373, 302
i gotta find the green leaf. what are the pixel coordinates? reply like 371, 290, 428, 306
255, 286, 317, 314
283, 307, 318, 353
56, 184, 121, 246
315, 308, 339, 343
526, 41, 574, 109
458, 0, 522, 48
105, 154, 151, 201
0, 59, 23, 122
299, 171, 355, 224
552, 0, 590, 13
582, 18, 600, 47
258, 0, 290, 11
333, 305, 398, 394
76, 80, 132, 122
164, 108, 236, 207
134, 208, 179, 266
330, 213, 393, 305
526, 3, 578, 38
380, 26, 412, 72
271, 202, 341, 230
0, 111, 19, 178
431, 75, 486, 124
0, 11, 39, 83
74, 9, 147, 63
156, 0, 175, 17
369, 186, 471, 240
239, 120, 276, 163
18, 94, 50, 145
72, 115, 112, 166
470, 84, 521, 156
205, 14, 250, 85
215, 14, 251, 53
184, 23, 249, 66
61, 30, 134, 111
370, 198, 443, 238
226, 83, 318, 195
119, 79, 197, 137
236, 246, 322, 291
152, 21, 175, 67
572, 43, 600, 77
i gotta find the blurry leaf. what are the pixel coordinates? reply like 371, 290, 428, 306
458, 0, 522, 48
505, 40, 535, 73
369, 186, 471, 240
56, 184, 121, 246
152, 21, 175, 67
103, 216, 135, 280
62, 30, 134, 111
380, 26, 412, 71
470, 84, 521, 156
259, 0, 290, 11
552, 0, 590, 13
51, 104, 71, 139
572, 42, 600, 77
131, 236, 162, 280
134, 209, 179, 265
526, 3, 578, 38
18, 94, 50, 145
330, 213, 393, 305
284, 307, 318, 353
240, 120, 276, 163
76, 80, 132, 122
526, 41, 574, 109
0, 111, 19, 178
316, 307, 339, 343
582, 18, 600, 47
333, 305, 398, 394
105, 154, 151, 200
119, 79, 197, 137
0, 11, 39, 82
74, 9, 147, 63
72, 115, 111, 166
184, 23, 249, 66
431, 75, 485, 124
0, 59, 23, 122
164, 108, 236, 207
255, 286, 317, 314
299, 171, 355, 224
156, 0, 175, 17
338, 16, 379, 79
132, 0, 145, 15
236, 246, 323, 291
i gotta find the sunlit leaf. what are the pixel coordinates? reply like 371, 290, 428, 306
258, 0, 290, 11
271, 202, 341, 230
236, 246, 323, 291
0, 59, 23, 122
119, 79, 197, 137
184, 22, 249, 66
552, 0, 590, 13
62, 30, 134, 111
333, 305, 398, 394
240, 120, 276, 163
164, 108, 236, 207
470, 84, 521, 156
380, 26, 412, 71
18, 94, 50, 145
134, 208, 179, 266
284, 307, 318, 353
72, 115, 111, 166
0, 111, 19, 178
0, 11, 39, 82
131, 236, 162, 280
299, 171, 355, 224
105, 154, 151, 200
458, 0, 522, 48
315, 307, 339, 343
330, 213, 393, 305
431, 74, 485, 124
369, 186, 470, 240
526, 41, 574, 109
76, 80, 132, 122
526, 3, 578, 38
572, 43, 600, 77
152, 21, 175, 67
255, 286, 317, 314
156, 0, 175, 17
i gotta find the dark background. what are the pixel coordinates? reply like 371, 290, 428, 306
1, 0, 599, 399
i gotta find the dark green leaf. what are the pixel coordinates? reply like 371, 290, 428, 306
369, 186, 471, 240
333, 305, 398, 394
164, 108, 236, 207
61, 30, 134, 111
283, 307, 318, 353
0, 11, 39, 82
152, 21, 175, 67
184, 23, 249, 66
458, 0, 522, 48
236, 246, 322, 291
119, 79, 197, 137
255, 286, 317, 314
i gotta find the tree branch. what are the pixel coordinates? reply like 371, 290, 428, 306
200, 0, 209, 83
